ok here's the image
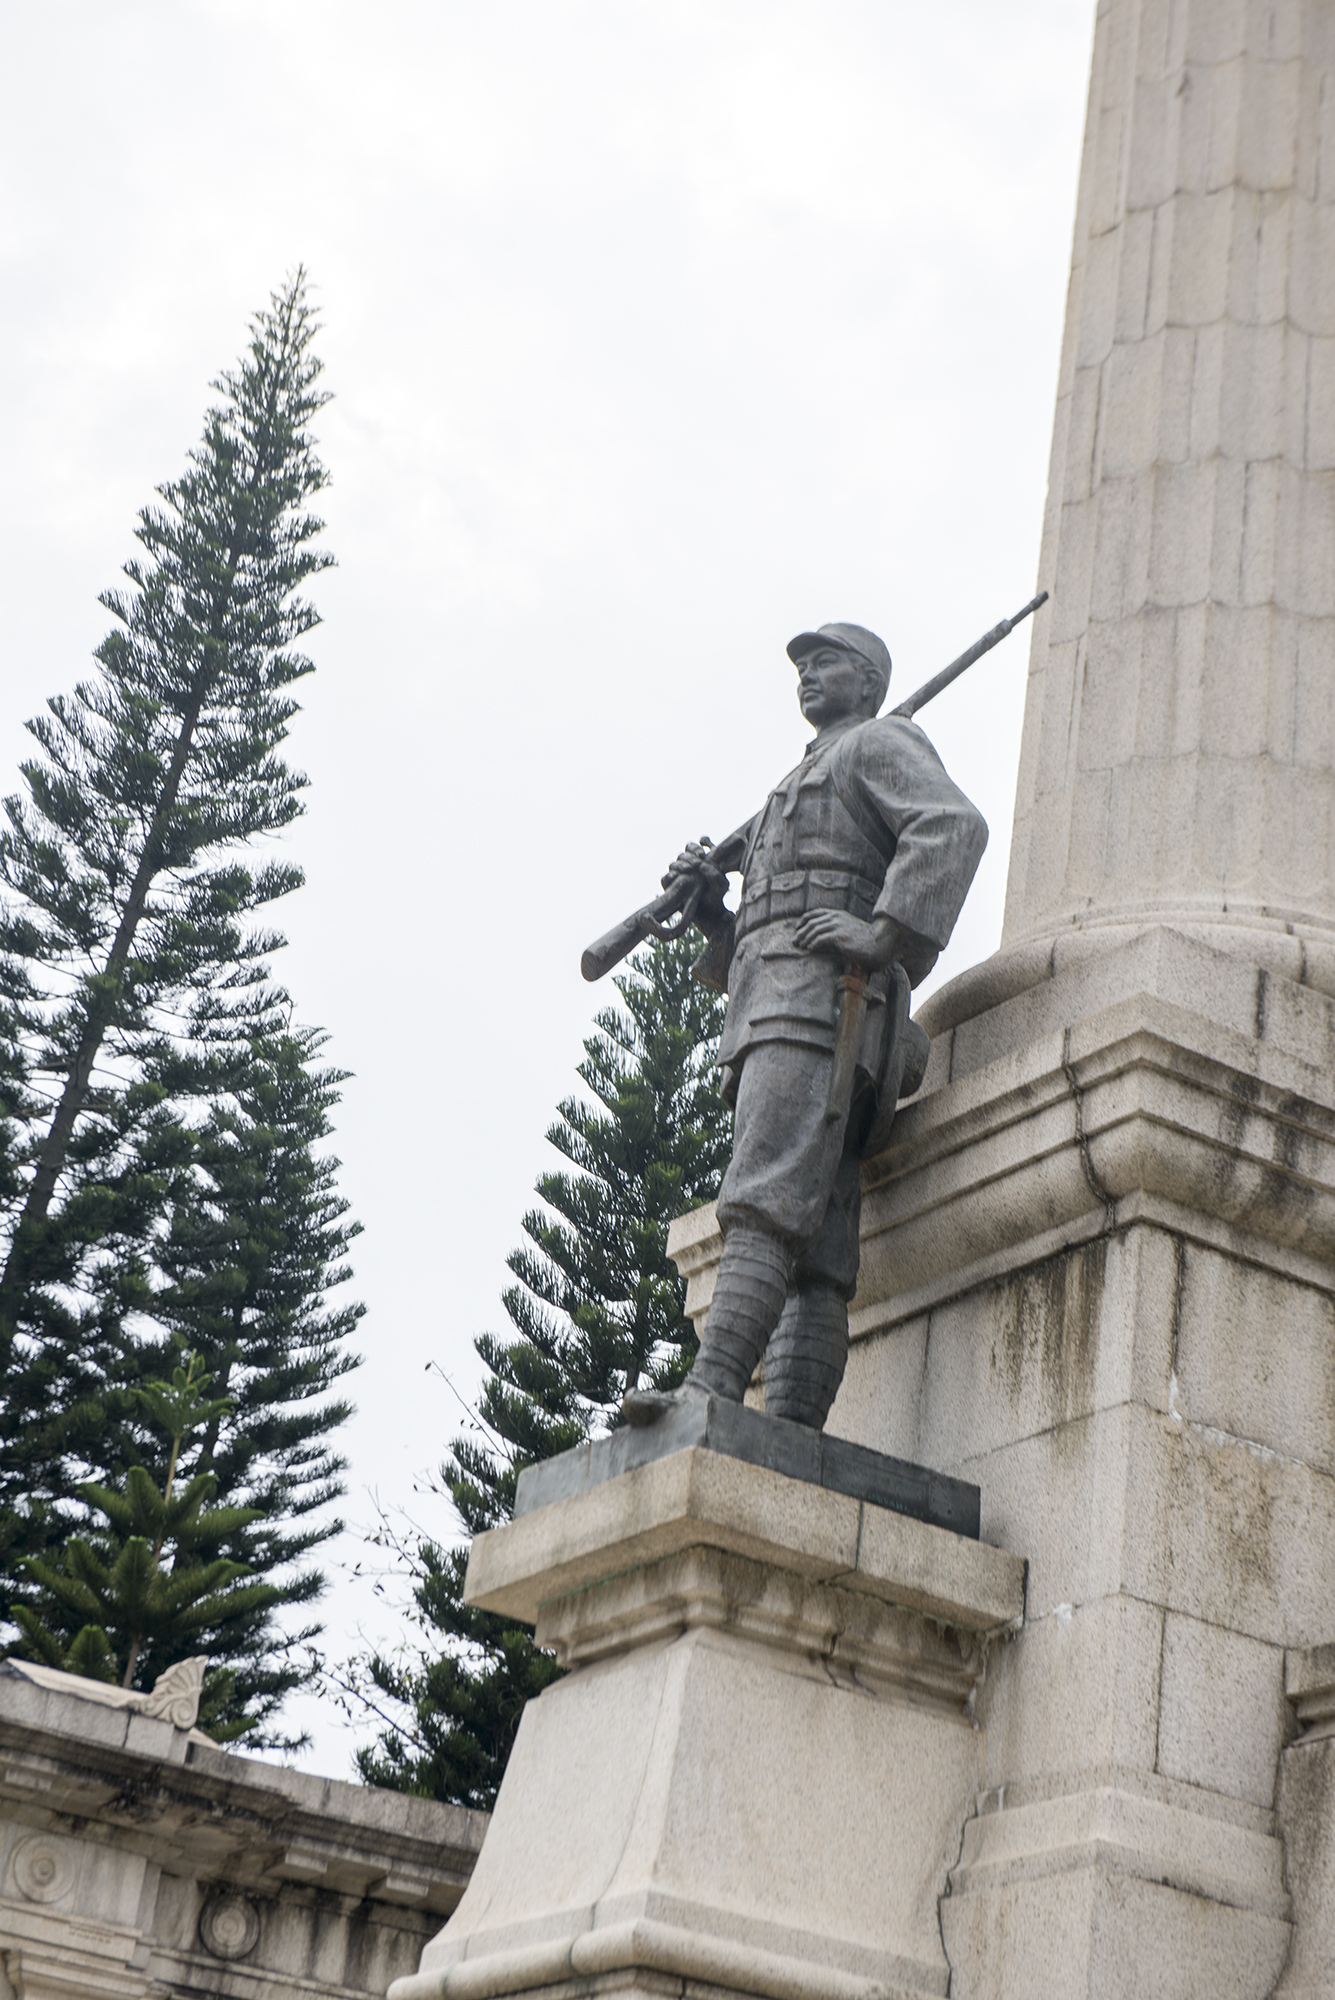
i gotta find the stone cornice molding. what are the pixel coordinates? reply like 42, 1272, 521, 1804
0, 1670, 485, 1914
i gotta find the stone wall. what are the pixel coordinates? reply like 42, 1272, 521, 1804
0, 1660, 486, 2000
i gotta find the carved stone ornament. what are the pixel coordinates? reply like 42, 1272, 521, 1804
140, 1655, 206, 1729
11, 1835, 76, 1904
199, 1890, 262, 1960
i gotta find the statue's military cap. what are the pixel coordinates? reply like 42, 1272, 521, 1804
785, 622, 892, 701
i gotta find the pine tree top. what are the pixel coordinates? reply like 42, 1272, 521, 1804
0, 270, 332, 1078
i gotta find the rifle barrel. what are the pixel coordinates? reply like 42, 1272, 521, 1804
890, 591, 1048, 720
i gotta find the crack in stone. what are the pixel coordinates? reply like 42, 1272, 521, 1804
1061, 1026, 1116, 1234
937, 1784, 974, 1999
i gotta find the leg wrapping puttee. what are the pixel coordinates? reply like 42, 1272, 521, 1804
688, 1223, 793, 1404
764, 1285, 849, 1429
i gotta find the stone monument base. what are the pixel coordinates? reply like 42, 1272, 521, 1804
390, 1443, 1024, 2000
511, 1391, 982, 1538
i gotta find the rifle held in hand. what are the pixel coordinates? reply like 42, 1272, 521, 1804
580, 827, 748, 983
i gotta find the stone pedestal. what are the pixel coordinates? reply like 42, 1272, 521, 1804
391, 1447, 1024, 2000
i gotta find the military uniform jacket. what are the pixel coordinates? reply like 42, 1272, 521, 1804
706, 712, 987, 1093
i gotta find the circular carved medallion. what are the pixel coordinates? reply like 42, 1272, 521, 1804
12, 1836, 75, 1904
199, 1891, 262, 1960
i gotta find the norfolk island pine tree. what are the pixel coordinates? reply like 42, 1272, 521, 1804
13, 1351, 287, 1738
350, 935, 730, 1807
0, 273, 362, 1745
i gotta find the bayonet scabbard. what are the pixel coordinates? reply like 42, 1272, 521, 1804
825, 965, 870, 1125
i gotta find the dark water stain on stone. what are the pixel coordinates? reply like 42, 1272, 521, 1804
994, 1237, 1109, 1426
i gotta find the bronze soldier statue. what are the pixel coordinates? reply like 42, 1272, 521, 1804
591, 620, 996, 1433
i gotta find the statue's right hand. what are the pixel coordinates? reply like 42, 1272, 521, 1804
661, 837, 729, 920
662, 837, 719, 889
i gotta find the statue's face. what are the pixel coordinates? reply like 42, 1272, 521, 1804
796, 645, 874, 727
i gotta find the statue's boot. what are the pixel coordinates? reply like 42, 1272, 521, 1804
763, 1284, 849, 1429
621, 1223, 792, 1426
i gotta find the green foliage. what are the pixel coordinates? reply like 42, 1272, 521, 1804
0, 273, 361, 1747
13, 1353, 281, 1728
345, 1539, 562, 1808
145, 1021, 363, 1735
349, 936, 730, 1807
0, 269, 332, 1489
152, 1023, 361, 1556
3, 1018, 362, 1742
451, 932, 731, 1533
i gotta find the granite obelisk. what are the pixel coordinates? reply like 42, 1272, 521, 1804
1005, 0, 1335, 991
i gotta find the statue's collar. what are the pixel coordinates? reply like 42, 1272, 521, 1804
803, 714, 862, 758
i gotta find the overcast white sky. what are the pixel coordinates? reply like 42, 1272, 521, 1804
0, 1, 1094, 1772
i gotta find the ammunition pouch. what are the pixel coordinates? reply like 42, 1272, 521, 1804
735, 868, 881, 941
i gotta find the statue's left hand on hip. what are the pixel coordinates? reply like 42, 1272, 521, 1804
793, 911, 902, 967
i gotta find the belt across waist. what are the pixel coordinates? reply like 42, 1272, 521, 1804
736, 867, 881, 938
